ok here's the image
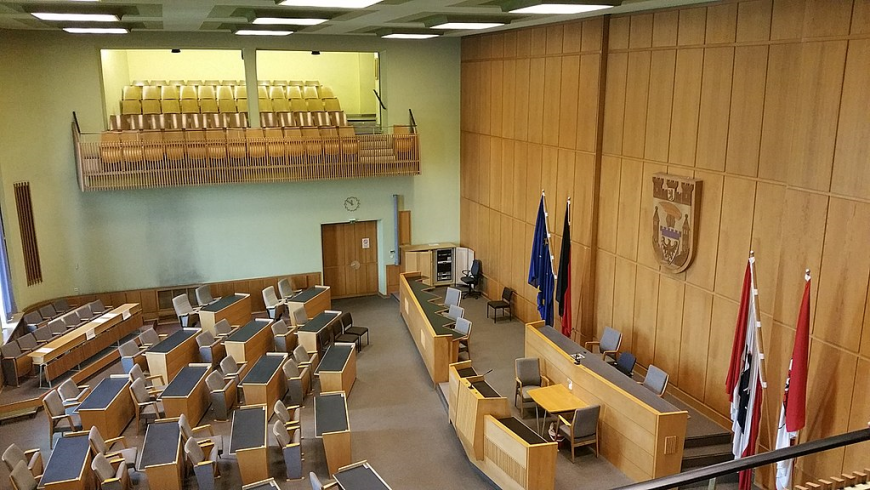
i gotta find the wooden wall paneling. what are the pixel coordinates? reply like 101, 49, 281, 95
678, 7, 707, 46
490, 137, 503, 213
478, 135, 491, 208
514, 58, 531, 142
546, 24, 564, 55
644, 49, 676, 163
491, 33, 505, 59
695, 47, 735, 172
685, 171, 723, 291
596, 252, 616, 336
581, 18, 603, 52
501, 140, 515, 216
460, 133, 471, 199
512, 218, 526, 300
526, 144, 543, 224
629, 13, 653, 48
598, 156, 621, 253
609, 16, 630, 50
214, 282, 235, 299
652, 11, 678, 47
750, 182, 786, 316
632, 265, 659, 366
758, 43, 802, 182
543, 57, 563, 147
574, 245, 593, 339
863, 281, 870, 356
490, 60, 504, 138
140, 290, 159, 319
480, 61, 492, 135
714, 177, 757, 301
677, 285, 712, 400
621, 52, 651, 159
528, 57, 546, 144
705, 3, 738, 44
531, 27, 547, 56
110, 292, 127, 309
576, 54, 601, 153
616, 159, 643, 261
668, 48, 704, 166
757, 318, 792, 453
802, 0, 853, 37
770, 0, 806, 40
503, 31, 517, 57
736, 0, 773, 42
488, 212, 502, 295
502, 59, 517, 140
573, 152, 596, 247
467, 201, 479, 255
635, 162, 667, 269
612, 257, 637, 353
399, 210, 411, 245
541, 146, 559, 203
517, 29, 532, 58
480, 35, 493, 60
772, 189, 828, 326
513, 142, 529, 218
813, 198, 870, 350
469, 134, 482, 203
725, 45, 768, 177
653, 275, 685, 384
460, 198, 469, 253
843, 358, 870, 470
789, 40, 847, 191
563, 21, 582, 53
555, 149, 576, 228
831, 39, 870, 199
559, 55, 580, 149
602, 52, 628, 155
703, 296, 739, 416
853, 0, 870, 34
460, 63, 470, 132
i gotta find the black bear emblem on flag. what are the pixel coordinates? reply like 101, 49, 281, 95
652, 173, 700, 273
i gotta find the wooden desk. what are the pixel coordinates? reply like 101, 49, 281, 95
334, 461, 392, 490
296, 310, 341, 358
528, 384, 587, 434
453, 377, 510, 461
224, 318, 273, 363
399, 272, 463, 383
198, 294, 251, 335
242, 353, 287, 408
448, 361, 482, 425
137, 418, 183, 490
77, 375, 134, 439
482, 416, 557, 490
41, 433, 94, 490
230, 405, 269, 485
286, 285, 331, 319
242, 478, 281, 490
525, 322, 688, 480
160, 363, 211, 425
145, 328, 200, 385
315, 392, 351, 474
29, 303, 142, 386
316, 343, 357, 395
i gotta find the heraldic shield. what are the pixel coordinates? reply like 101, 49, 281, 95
651, 173, 700, 273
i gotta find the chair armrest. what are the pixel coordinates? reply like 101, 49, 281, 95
323, 482, 338, 489
145, 374, 163, 382
62, 400, 82, 408
285, 405, 300, 411
192, 424, 215, 436
558, 415, 572, 426
541, 375, 552, 386
200, 441, 215, 460
584, 340, 600, 350
104, 436, 128, 448
601, 350, 618, 360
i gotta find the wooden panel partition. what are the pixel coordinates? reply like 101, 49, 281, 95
13, 182, 42, 286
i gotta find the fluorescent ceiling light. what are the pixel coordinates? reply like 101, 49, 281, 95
253, 17, 327, 25
235, 29, 293, 36
34, 12, 119, 22
510, 4, 613, 14
382, 33, 439, 39
64, 27, 127, 34
432, 22, 503, 30
278, 0, 382, 7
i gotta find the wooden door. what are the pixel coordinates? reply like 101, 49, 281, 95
321, 221, 379, 298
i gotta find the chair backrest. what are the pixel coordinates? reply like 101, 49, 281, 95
178, 413, 193, 439
214, 319, 232, 336
446, 304, 464, 321
90, 299, 107, 314
57, 379, 80, 401
220, 356, 239, 375
643, 365, 669, 396
43, 390, 64, 417
444, 287, 462, 308
277, 278, 294, 298
34, 326, 52, 342
38, 304, 56, 319
53, 298, 70, 313
173, 294, 194, 316
17, 333, 37, 351
10, 460, 37, 490
119, 339, 140, 357
2, 444, 26, 472
139, 328, 160, 345
272, 319, 290, 336
454, 317, 472, 337
615, 352, 636, 376
88, 426, 107, 454
262, 286, 280, 308
515, 357, 542, 386
205, 371, 225, 391
195, 285, 214, 306
600, 327, 622, 353
184, 437, 205, 464
310, 472, 326, 490
282, 359, 300, 377
128, 363, 145, 384
196, 331, 216, 348
48, 319, 66, 335
61, 313, 79, 327
130, 377, 150, 403
273, 400, 290, 424
293, 345, 310, 364
272, 420, 291, 446
571, 405, 600, 438
290, 305, 308, 326
75, 306, 92, 321
339, 311, 353, 330
502, 287, 514, 302
23, 311, 42, 325
93, 453, 118, 483
1, 341, 21, 358
470, 259, 482, 277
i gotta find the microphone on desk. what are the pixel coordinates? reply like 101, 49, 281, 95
482, 369, 493, 376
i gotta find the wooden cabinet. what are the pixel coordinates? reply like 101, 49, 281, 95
402, 243, 475, 287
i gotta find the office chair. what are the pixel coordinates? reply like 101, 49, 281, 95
615, 352, 636, 377
459, 259, 482, 298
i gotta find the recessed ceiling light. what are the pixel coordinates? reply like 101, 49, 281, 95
382, 33, 439, 39
253, 17, 327, 26
278, 0, 382, 7
432, 22, 504, 30
34, 12, 119, 22
235, 29, 293, 36
64, 27, 128, 34
510, 4, 613, 14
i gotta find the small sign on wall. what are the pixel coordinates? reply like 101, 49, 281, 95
362, 238, 370, 249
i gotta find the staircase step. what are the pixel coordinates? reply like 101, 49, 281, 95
684, 431, 733, 448
681, 443, 734, 470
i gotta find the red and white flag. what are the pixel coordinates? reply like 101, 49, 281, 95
725, 257, 765, 490
775, 272, 811, 490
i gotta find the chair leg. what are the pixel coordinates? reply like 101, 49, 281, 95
571, 444, 575, 463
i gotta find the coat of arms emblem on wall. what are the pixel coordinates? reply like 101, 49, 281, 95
652, 173, 700, 273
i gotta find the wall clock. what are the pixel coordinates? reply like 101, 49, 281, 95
344, 196, 360, 212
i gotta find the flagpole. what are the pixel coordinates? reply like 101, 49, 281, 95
749, 251, 773, 471
541, 190, 557, 281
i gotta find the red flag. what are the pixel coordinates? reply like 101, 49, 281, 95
556, 201, 572, 337
786, 276, 810, 432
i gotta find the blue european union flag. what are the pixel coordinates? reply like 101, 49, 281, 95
528, 196, 555, 326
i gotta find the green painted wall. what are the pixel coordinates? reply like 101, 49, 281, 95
0, 31, 460, 308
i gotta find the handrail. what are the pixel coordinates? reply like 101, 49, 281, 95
613, 428, 870, 490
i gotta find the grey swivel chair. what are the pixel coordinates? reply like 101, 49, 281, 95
514, 357, 550, 415
119, 340, 147, 374
273, 400, 301, 430
195, 285, 219, 306
444, 304, 464, 321
273, 420, 303, 480
9, 460, 40, 490
262, 286, 286, 320
196, 331, 225, 366
642, 364, 669, 397
92, 452, 131, 490
57, 378, 90, 409
282, 359, 310, 404
129, 378, 165, 434
2, 444, 42, 477
272, 319, 297, 353
444, 287, 462, 308
42, 390, 81, 448
172, 294, 200, 328
185, 437, 219, 490
179, 413, 223, 458
585, 326, 622, 363
137, 327, 162, 348
88, 426, 137, 468
206, 371, 237, 421
558, 405, 600, 462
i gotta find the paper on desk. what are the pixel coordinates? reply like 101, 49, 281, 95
86, 329, 95, 340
